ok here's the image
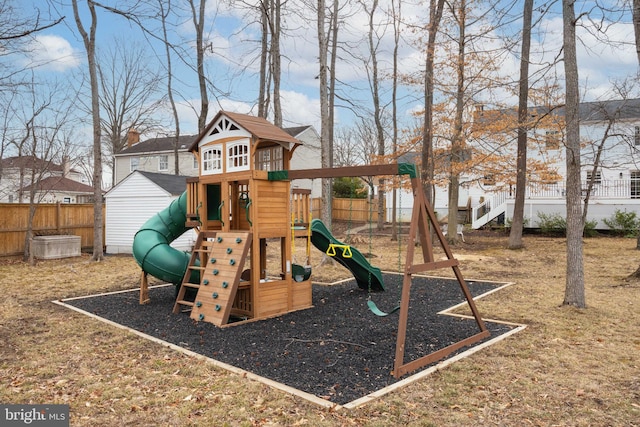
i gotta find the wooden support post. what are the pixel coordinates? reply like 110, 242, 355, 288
139, 270, 150, 305
392, 176, 490, 378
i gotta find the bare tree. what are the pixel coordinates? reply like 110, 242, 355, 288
157, 0, 182, 175
98, 42, 164, 186
317, 0, 332, 228
0, 0, 64, 88
562, 0, 585, 308
422, 0, 446, 204
390, 0, 402, 241
445, 0, 467, 243
508, 0, 533, 249
10, 77, 77, 261
632, 0, 639, 65
188, 0, 209, 132
72, 0, 104, 262
359, 0, 387, 231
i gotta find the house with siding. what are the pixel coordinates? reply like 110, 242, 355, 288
0, 156, 93, 203
386, 98, 640, 229
113, 124, 322, 197
105, 170, 197, 254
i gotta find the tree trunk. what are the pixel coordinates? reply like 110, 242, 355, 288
72, 0, 104, 261
562, 0, 585, 308
390, 0, 401, 241
317, 0, 332, 229
191, 0, 208, 131
508, 0, 533, 249
634, 0, 640, 66
158, 0, 180, 175
421, 0, 446, 205
447, 0, 466, 243
258, 3, 268, 118
271, 0, 282, 127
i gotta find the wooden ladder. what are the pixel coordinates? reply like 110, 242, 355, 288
189, 232, 252, 326
173, 231, 218, 314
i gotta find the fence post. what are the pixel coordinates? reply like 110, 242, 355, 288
56, 202, 62, 234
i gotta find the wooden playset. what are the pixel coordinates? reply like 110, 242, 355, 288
172, 111, 315, 327
139, 111, 489, 378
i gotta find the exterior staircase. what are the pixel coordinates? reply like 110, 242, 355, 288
471, 192, 509, 229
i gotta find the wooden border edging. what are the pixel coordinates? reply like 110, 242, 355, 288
53, 280, 525, 410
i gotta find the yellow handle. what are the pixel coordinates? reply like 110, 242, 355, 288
326, 244, 352, 258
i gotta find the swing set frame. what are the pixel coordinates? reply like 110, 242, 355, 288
273, 163, 489, 378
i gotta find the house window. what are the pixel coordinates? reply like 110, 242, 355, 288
130, 157, 139, 172
586, 171, 601, 184
158, 155, 168, 171
227, 141, 250, 172
482, 175, 495, 186
193, 156, 198, 169
8, 194, 13, 203
631, 171, 640, 199
202, 145, 223, 174
545, 130, 560, 149
256, 146, 283, 171
635, 126, 640, 146
63, 197, 71, 203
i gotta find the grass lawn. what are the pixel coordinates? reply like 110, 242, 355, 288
1, 229, 639, 426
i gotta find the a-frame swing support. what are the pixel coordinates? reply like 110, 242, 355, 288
270, 163, 489, 378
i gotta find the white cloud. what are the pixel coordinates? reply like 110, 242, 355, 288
25, 35, 81, 72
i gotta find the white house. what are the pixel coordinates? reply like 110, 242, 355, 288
0, 155, 93, 203
386, 98, 640, 229
105, 170, 197, 254
285, 125, 322, 198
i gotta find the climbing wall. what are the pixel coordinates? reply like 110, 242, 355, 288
190, 232, 252, 326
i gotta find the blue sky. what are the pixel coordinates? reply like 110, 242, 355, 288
17, 0, 640, 140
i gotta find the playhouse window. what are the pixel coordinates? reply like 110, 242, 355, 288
202, 145, 222, 174
256, 146, 283, 171
227, 141, 249, 172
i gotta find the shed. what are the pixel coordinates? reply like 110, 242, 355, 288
105, 170, 196, 254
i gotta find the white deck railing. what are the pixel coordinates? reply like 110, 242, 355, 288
471, 179, 639, 228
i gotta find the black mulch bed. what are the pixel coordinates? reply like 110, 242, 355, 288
63, 274, 514, 406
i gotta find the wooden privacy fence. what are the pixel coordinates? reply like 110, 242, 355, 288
0, 198, 379, 257
0, 203, 103, 257
322, 197, 384, 222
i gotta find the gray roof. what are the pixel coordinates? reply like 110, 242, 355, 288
118, 135, 198, 155
577, 98, 640, 121
483, 98, 640, 123
284, 125, 312, 137
138, 171, 187, 195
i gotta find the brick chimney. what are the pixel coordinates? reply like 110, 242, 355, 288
127, 129, 140, 147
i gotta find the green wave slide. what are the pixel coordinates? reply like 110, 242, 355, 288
310, 218, 384, 292
132, 192, 199, 284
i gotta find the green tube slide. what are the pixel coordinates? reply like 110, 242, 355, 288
310, 219, 384, 292
132, 191, 199, 284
